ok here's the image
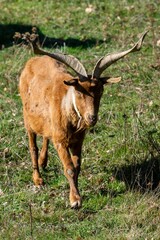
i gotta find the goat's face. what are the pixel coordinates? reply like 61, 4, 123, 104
64, 77, 107, 127
76, 79, 104, 127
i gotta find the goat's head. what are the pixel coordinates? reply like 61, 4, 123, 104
64, 77, 104, 126
26, 31, 148, 127
63, 75, 123, 127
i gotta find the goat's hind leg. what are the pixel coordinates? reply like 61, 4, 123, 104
38, 137, 49, 169
28, 130, 43, 186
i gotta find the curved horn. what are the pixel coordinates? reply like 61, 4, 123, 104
25, 33, 88, 80
92, 30, 148, 79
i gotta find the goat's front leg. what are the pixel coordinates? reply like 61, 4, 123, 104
55, 142, 81, 208
28, 131, 43, 186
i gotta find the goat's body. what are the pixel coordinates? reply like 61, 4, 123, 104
20, 56, 87, 207
19, 31, 146, 208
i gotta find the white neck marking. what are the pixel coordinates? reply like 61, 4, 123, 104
71, 88, 82, 128
71, 88, 81, 119
61, 87, 82, 128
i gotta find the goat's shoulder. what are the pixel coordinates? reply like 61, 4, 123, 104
25, 55, 64, 75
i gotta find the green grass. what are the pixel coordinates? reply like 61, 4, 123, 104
0, 0, 160, 239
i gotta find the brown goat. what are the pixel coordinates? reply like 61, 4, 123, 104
19, 31, 147, 208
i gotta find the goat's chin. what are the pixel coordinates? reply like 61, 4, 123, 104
85, 120, 97, 128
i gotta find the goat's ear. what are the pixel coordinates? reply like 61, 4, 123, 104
100, 77, 121, 85
64, 78, 78, 86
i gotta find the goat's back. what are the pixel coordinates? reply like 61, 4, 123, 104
19, 55, 71, 137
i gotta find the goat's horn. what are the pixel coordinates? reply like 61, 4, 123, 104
27, 34, 88, 80
92, 30, 148, 79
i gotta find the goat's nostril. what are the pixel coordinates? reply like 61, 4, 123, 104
88, 114, 97, 123
92, 115, 97, 122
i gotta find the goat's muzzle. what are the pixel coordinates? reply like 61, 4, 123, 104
86, 114, 97, 127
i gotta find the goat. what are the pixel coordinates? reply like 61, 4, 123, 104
19, 31, 147, 208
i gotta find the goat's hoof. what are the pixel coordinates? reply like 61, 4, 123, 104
33, 178, 44, 186
70, 191, 81, 209
70, 199, 82, 209
70, 195, 82, 209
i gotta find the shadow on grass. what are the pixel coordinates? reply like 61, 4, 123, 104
0, 24, 105, 50
115, 156, 160, 192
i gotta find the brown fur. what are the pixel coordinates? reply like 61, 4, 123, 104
19, 55, 118, 208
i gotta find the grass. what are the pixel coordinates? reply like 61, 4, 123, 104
0, 0, 160, 239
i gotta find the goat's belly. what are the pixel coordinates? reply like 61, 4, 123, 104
24, 110, 52, 138
31, 117, 51, 137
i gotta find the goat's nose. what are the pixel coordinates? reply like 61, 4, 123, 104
88, 114, 97, 125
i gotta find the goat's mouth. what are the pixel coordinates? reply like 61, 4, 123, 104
84, 115, 97, 127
